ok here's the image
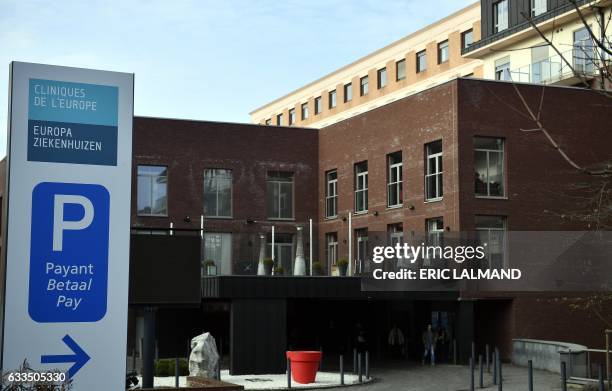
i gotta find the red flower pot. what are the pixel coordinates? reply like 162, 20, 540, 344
286, 351, 322, 384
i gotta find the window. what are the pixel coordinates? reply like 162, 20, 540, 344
267, 171, 294, 219
461, 29, 474, 50
329, 90, 337, 109
355, 229, 368, 274
474, 137, 505, 197
426, 217, 444, 264
396, 59, 406, 81
387, 152, 402, 207
288, 108, 296, 125
425, 140, 443, 201
531, 0, 546, 16
265, 118, 271, 125
203, 233, 232, 275
326, 170, 338, 218
276, 113, 283, 126
326, 233, 338, 267
495, 57, 511, 81
315, 96, 322, 115
377, 67, 387, 89
344, 83, 353, 102
416, 50, 427, 73
204, 169, 232, 217
354, 161, 368, 213
301, 102, 309, 120
573, 27, 594, 74
388, 224, 404, 264
267, 234, 294, 275
438, 40, 449, 64
476, 216, 507, 268
360, 75, 369, 96
493, 0, 508, 33
137, 165, 167, 216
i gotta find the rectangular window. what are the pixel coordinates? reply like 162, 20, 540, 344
267, 171, 294, 219
204, 169, 232, 217
495, 56, 511, 81
276, 113, 283, 126
203, 233, 232, 276
396, 59, 406, 81
326, 232, 338, 267
574, 27, 594, 74
265, 118, 271, 125
329, 90, 337, 109
360, 76, 369, 96
288, 108, 296, 125
462, 29, 474, 50
315, 96, 322, 115
438, 40, 449, 64
325, 170, 338, 218
476, 216, 507, 269
344, 83, 353, 102
137, 165, 168, 216
301, 102, 309, 120
377, 67, 387, 89
426, 217, 444, 264
416, 50, 427, 73
387, 152, 403, 207
493, 0, 509, 33
354, 161, 368, 213
425, 140, 443, 201
355, 228, 368, 274
474, 137, 505, 197
531, 0, 546, 16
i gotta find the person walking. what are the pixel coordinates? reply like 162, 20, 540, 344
422, 324, 436, 366
387, 323, 405, 358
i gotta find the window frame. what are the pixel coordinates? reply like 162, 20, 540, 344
203, 168, 233, 218
137, 165, 168, 217
438, 40, 449, 64
267, 171, 295, 220
531, 0, 547, 17
288, 108, 296, 125
314, 96, 322, 115
360, 75, 369, 96
461, 29, 474, 51
387, 152, 403, 208
475, 215, 508, 268
326, 232, 338, 268
493, 0, 509, 33
354, 161, 368, 214
325, 170, 338, 219
301, 102, 309, 120
474, 137, 506, 198
425, 141, 443, 202
396, 59, 406, 81
495, 57, 511, 81
276, 113, 283, 126
377, 67, 387, 89
329, 89, 337, 109
416, 50, 427, 73
344, 83, 353, 103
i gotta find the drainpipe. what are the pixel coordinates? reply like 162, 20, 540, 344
348, 212, 352, 276
309, 218, 313, 276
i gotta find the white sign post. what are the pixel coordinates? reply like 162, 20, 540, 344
1, 62, 133, 390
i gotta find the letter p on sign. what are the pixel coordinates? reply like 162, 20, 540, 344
53, 195, 94, 252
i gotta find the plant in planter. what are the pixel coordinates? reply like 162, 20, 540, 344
262, 258, 274, 276
203, 259, 217, 276
274, 265, 285, 275
337, 259, 349, 276
312, 261, 323, 276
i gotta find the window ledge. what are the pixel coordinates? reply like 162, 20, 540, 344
424, 198, 443, 204
325, 216, 338, 220
353, 210, 369, 216
204, 215, 234, 219
267, 218, 296, 222
386, 204, 403, 210
475, 196, 508, 200
137, 214, 169, 218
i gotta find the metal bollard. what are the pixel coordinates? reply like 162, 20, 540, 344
479, 354, 483, 389
470, 357, 475, 391
486, 344, 490, 373
353, 348, 357, 374
472, 341, 476, 365
599, 363, 604, 391
287, 357, 292, 389
175, 358, 180, 388
453, 339, 457, 365
365, 351, 370, 379
340, 355, 344, 385
497, 349, 503, 391
358, 352, 363, 383
493, 348, 498, 385
560, 361, 567, 391
528, 360, 533, 391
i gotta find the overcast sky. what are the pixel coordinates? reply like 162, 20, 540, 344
0, 0, 474, 157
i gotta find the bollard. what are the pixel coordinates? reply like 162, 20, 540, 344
528, 360, 533, 391
472, 341, 476, 365
365, 351, 370, 379
453, 339, 457, 365
358, 353, 363, 383
497, 349, 503, 391
599, 363, 604, 391
353, 348, 358, 374
470, 357, 475, 391
479, 354, 483, 389
175, 358, 180, 388
340, 355, 344, 385
493, 348, 498, 385
486, 344, 490, 373
560, 361, 567, 391
287, 357, 292, 389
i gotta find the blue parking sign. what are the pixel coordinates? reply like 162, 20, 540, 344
29, 182, 110, 323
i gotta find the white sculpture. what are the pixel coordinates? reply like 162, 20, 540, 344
257, 234, 266, 275
189, 332, 220, 379
294, 226, 306, 275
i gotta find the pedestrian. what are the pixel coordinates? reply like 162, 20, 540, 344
387, 323, 405, 358
422, 324, 436, 366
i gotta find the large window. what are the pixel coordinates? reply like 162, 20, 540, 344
377, 67, 387, 89
396, 59, 406, 81
417, 50, 427, 73
204, 169, 232, 217
344, 83, 353, 102
425, 141, 443, 201
355, 161, 368, 213
495, 57, 511, 81
360, 75, 369, 96
301, 102, 309, 120
462, 29, 474, 50
476, 216, 507, 268
203, 233, 232, 275
493, 0, 508, 33
326, 233, 338, 268
438, 40, 449, 64
329, 89, 337, 109
137, 165, 167, 216
574, 27, 594, 74
326, 170, 338, 218
315, 96, 322, 115
288, 108, 296, 125
267, 171, 294, 219
531, 0, 546, 16
387, 152, 403, 207
474, 137, 505, 197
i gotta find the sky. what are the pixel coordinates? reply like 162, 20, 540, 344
0, 0, 474, 157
